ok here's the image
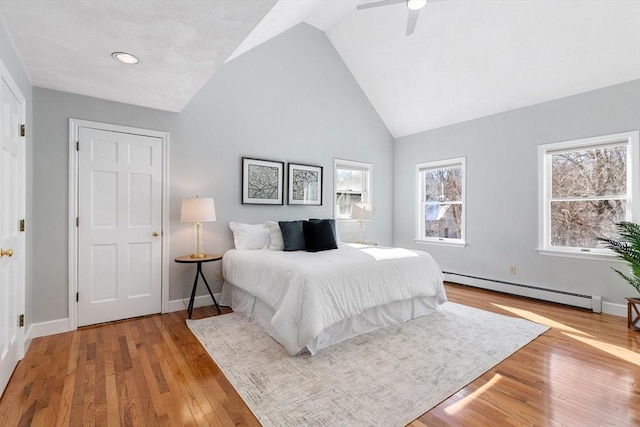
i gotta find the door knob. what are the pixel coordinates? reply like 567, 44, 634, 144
0, 248, 13, 258
152, 231, 160, 237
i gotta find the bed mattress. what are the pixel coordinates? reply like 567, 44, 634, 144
221, 244, 446, 355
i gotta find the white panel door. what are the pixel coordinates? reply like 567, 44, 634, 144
0, 76, 24, 396
78, 128, 162, 326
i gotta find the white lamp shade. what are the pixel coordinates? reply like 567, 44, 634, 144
181, 197, 216, 223
351, 202, 374, 220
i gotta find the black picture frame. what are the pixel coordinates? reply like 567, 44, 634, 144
287, 163, 323, 205
241, 157, 284, 205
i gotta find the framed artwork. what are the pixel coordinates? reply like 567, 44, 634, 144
288, 163, 323, 205
242, 157, 284, 205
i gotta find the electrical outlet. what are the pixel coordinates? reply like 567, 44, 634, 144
215, 270, 222, 281
509, 266, 516, 275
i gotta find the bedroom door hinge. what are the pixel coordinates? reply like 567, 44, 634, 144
19, 219, 25, 232
76, 292, 79, 302
20, 124, 25, 137
76, 217, 79, 227
76, 141, 79, 151
19, 314, 24, 327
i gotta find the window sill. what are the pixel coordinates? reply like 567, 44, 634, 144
415, 239, 467, 248
536, 248, 625, 262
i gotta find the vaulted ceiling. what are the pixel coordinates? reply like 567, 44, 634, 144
1, 0, 639, 138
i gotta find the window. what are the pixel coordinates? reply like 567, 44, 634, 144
539, 131, 639, 257
334, 159, 372, 219
416, 157, 466, 245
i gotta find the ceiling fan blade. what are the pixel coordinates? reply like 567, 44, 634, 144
406, 9, 420, 35
357, 0, 405, 10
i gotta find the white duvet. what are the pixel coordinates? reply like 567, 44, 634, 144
222, 244, 446, 355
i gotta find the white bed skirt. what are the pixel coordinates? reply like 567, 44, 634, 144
220, 281, 443, 355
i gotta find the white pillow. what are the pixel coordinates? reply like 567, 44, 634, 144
229, 222, 270, 250
265, 221, 284, 251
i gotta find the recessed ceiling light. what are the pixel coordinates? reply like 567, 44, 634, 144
407, 0, 427, 10
111, 52, 140, 65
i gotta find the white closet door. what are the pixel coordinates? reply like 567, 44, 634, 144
0, 76, 24, 396
77, 127, 162, 326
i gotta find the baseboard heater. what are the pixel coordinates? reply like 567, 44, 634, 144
442, 272, 601, 312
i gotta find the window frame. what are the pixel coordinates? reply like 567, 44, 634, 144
415, 157, 467, 247
334, 159, 373, 220
538, 130, 640, 260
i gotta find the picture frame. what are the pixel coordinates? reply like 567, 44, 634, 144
287, 163, 323, 205
242, 157, 284, 205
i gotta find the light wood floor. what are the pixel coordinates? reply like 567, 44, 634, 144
1, 283, 638, 426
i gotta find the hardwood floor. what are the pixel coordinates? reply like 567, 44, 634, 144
1, 283, 638, 426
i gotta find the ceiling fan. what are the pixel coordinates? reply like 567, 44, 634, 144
357, 0, 434, 35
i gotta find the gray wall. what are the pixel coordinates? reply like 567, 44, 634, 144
394, 79, 640, 306
169, 22, 393, 300
1, 21, 33, 331
32, 23, 393, 322
32, 90, 178, 322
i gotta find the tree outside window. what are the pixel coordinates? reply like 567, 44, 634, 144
540, 131, 639, 256
416, 157, 466, 245
550, 146, 627, 248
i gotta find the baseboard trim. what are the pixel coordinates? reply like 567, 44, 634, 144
23, 325, 33, 354
27, 317, 71, 340
602, 301, 627, 317
444, 272, 627, 318
168, 293, 222, 313
23, 295, 223, 340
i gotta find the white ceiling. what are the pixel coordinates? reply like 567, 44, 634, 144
0, 1, 639, 137
0, 0, 277, 112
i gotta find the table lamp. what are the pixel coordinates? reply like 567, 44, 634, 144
351, 202, 374, 244
181, 197, 216, 258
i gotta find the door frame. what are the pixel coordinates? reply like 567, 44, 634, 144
0, 58, 26, 357
68, 119, 170, 330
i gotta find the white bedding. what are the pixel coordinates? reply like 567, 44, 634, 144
222, 244, 446, 356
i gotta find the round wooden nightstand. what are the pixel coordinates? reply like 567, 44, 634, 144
175, 253, 222, 318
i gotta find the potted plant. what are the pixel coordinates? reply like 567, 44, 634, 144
598, 221, 640, 329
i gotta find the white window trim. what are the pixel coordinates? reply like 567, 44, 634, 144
415, 157, 467, 246
537, 130, 640, 259
334, 159, 373, 220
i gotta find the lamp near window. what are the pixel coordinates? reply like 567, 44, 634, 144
181, 197, 216, 258
351, 202, 374, 244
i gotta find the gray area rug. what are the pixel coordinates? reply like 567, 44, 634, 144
187, 302, 548, 426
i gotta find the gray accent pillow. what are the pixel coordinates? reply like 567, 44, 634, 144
279, 220, 306, 251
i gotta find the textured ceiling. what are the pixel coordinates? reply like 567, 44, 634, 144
0, 0, 277, 112
0, 1, 638, 137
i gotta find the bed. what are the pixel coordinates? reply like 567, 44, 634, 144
220, 243, 447, 356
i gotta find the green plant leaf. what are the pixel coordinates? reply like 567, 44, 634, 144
599, 221, 640, 296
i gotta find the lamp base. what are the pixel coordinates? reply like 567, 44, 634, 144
358, 220, 366, 244
190, 253, 207, 259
